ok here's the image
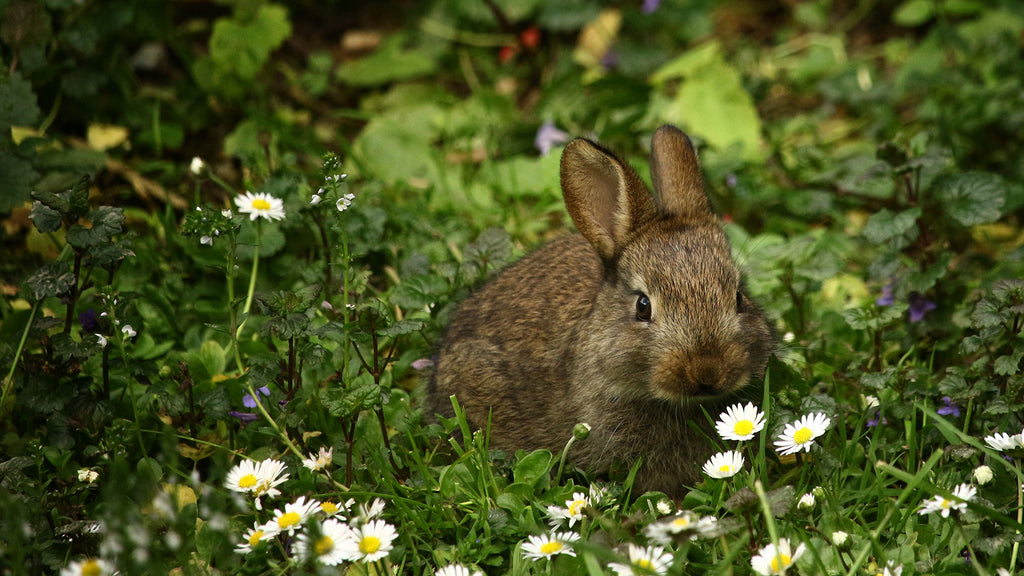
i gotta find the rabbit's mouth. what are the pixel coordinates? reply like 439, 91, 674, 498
649, 351, 752, 400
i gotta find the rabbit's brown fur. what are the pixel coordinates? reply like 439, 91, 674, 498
427, 126, 773, 497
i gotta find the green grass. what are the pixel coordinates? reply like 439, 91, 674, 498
2, 1, 1024, 575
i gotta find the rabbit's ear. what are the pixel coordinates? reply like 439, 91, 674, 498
561, 138, 655, 260
649, 125, 711, 222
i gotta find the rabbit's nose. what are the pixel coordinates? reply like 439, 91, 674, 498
693, 383, 718, 397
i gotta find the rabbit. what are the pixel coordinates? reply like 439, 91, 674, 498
426, 125, 774, 497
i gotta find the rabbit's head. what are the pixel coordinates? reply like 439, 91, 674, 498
562, 126, 772, 403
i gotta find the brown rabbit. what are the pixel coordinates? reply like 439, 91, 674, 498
427, 125, 773, 497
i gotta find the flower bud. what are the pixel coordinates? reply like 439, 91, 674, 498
973, 465, 994, 485
573, 422, 592, 440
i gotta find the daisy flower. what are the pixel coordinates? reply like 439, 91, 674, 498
61, 558, 115, 576
234, 191, 285, 221
751, 538, 806, 575
774, 413, 831, 455
797, 492, 815, 510
293, 518, 352, 566
917, 483, 976, 517
521, 531, 580, 560
320, 500, 345, 517
436, 564, 484, 576
873, 561, 903, 576
225, 459, 261, 494
715, 402, 766, 441
269, 495, 321, 533
984, 431, 1023, 452
608, 544, 673, 576
339, 518, 398, 563
235, 520, 280, 554
702, 450, 744, 478
644, 511, 718, 545
302, 447, 334, 471
546, 491, 590, 527
353, 497, 386, 524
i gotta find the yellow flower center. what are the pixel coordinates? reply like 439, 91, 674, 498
540, 541, 563, 555
238, 474, 258, 489
278, 511, 301, 529
793, 427, 814, 444
719, 464, 732, 473
81, 560, 102, 576
568, 499, 585, 516
252, 199, 272, 211
734, 419, 755, 436
672, 517, 691, 528
359, 535, 382, 554
248, 529, 264, 546
940, 498, 952, 509
770, 553, 792, 572
635, 559, 654, 570
315, 536, 335, 556
321, 501, 338, 515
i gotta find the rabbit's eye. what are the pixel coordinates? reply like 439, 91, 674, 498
635, 293, 652, 322
736, 290, 744, 313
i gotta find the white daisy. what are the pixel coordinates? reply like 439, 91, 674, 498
235, 520, 280, 554
224, 459, 260, 494
643, 511, 718, 545
293, 518, 352, 566
608, 544, 673, 576
797, 492, 815, 510
252, 458, 290, 510
61, 558, 115, 576
302, 447, 334, 471
339, 518, 398, 563
715, 402, 766, 441
521, 531, 580, 560
917, 483, 976, 517
546, 492, 590, 527
269, 495, 321, 533
873, 560, 903, 576
319, 500, 345, 518
354, 497, 386, 524
774, 413, 831, 455
984, 431, 1023, 452
234, 191, 285, 221
436, 564, 484, 576
751, 538, 806, 575
702, 450, 744, 479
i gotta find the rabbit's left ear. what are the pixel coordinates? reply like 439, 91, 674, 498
560, 138, 657, 261
649, 125, 712, 223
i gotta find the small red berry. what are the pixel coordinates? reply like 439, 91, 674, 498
519, 27, 541, 50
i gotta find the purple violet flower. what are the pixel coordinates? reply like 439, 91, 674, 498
642, 0, 661, 14
867, 410, 887, 427
79, 309, 100, 332
936, 396, 960, 417
876, 280, 896, 307
908, 292, 937, 322
229, 411, 260, 426
534, 121, 570, 156
242, 385, 271, 408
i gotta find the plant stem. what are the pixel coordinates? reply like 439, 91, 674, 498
1, 301, 39, 411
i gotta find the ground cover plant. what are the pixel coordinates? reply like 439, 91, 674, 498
2, 0, 1024, 574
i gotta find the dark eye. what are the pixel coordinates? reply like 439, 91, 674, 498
636, 293, 652, 322
736, 290, 744, 313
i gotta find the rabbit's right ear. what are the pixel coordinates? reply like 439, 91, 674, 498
561, 138, 656, 260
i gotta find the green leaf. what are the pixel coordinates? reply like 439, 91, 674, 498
335, 33, 439, 87
391, 276, 449, 310
650, 41, 763, 161
0, 71, 40, 134
24, 261, 74, 301
862, 208, 921, 244
30, 199, 62, 233
0, 150, 38, 211
893, 0, 933, 26
66, 206, 125, 249
193, 3, 291, 99
935, 172, 1006, 227
1, 0, 52, 49
513, 449, 553, 487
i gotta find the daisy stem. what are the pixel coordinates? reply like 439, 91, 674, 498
236, 221, 262, 339
554, 434, 578, 486
753, 480, 783, 567
0, 300, 38, 411
1012, 473, 1022, 574
244, 382, 304, 461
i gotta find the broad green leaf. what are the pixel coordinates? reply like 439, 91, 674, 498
335, 33, 439, 87
0, 72, 40, 133
862, 208, 921, 244
935, 172, 1006, 227
650, 41, 762, 161
893, 0, 932, 26
30, 199, 62, 233
513, 449, 553, 487
24, 261, 74, 301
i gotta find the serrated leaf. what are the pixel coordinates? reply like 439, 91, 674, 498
30, 200, 63, 233
994, 350, 1023, 376
380, 319, 425, 338
66, 206, 125, 249
0, 71, 40, 134
391, 276, 449, 310
935, 172, 1006, 227
0, 151, 38, 211
24, 261, 74, 301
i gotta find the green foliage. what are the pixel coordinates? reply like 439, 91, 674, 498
3, 1, 1024, 575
